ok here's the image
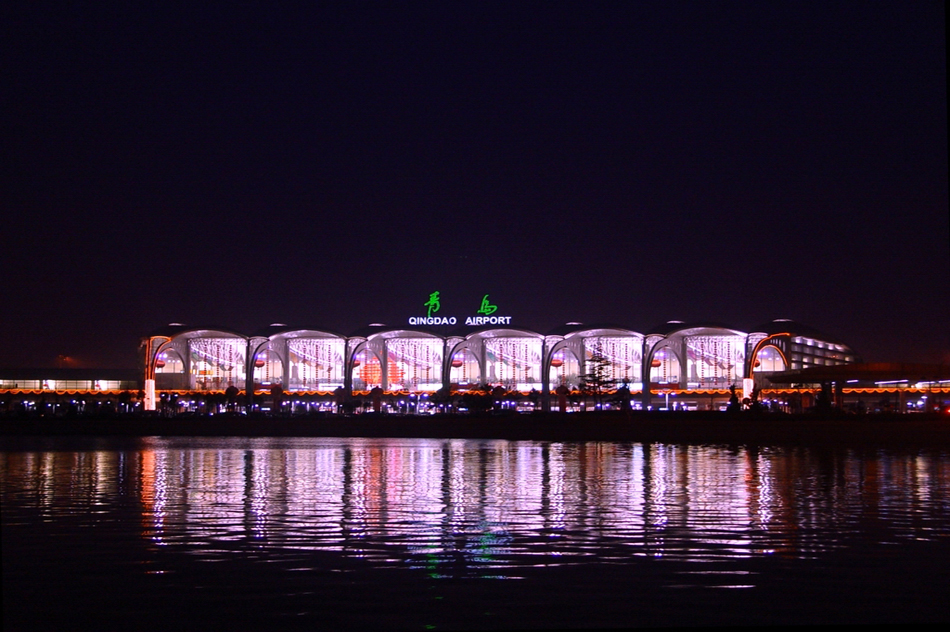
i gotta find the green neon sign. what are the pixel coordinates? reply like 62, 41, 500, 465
476, 294, 498, 315
423, 291, 441, 318
408, 292, 511, 326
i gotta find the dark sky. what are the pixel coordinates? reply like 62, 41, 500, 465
2, 1, 947, 369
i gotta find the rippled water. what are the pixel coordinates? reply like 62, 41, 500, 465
3, 437, 949, 629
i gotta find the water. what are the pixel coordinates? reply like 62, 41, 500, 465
2, 437, 948, 629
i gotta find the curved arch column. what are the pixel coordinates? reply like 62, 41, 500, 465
541, 337, 584, 411
348, 339, 386, 392
344, 338, 363, 394
142, 336, 171, 410
445, 338, 486, 391
245, 336, 270, 411
641, 336, 685, 409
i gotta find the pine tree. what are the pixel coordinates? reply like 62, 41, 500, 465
580, 353, 615, 409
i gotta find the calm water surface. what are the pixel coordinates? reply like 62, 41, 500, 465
2, 437, 948, 629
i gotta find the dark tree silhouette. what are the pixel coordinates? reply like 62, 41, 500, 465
580, 353, 615, 408
270, 385, 285, 416
462, 384, 493, 415
225, 385, 240, 413
727, 384, 741, 414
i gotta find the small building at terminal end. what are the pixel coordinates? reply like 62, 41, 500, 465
140, 318, 864, 412
0, 368, 142, 417
0, 368, 140, 392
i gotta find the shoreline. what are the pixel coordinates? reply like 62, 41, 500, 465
2, 411, 949, 448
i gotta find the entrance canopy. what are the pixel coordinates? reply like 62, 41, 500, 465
767, 363, 950, 385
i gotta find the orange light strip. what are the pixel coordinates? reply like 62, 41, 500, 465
0, 389, 132, 396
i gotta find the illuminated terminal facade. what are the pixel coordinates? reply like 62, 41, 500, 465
142, 318, 860, 411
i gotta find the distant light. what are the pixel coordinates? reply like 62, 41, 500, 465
270, 323, 287, 327
773, 318, 793, 322
667, 320, 684, 324
566, 321, 582, 325
168, 322, 185, 326
368, 323, 386, 327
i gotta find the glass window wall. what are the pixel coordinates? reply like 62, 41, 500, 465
189, 337, 246, 391
485, 337, 542, 391
585, 336, 643, 389
288, 338, 345, 391
386, 338, 443, 392
685, 335, 745, 389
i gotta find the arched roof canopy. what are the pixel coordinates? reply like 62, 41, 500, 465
251, 323, 346, 340
151, 327, 248, 348
350, 323, 446, 340
259, 327, 347, 342
364, 328, 445, 342
546, 324, 645, 364
348, 326, 445, 368
145, 326, 250, 388
447, 328, 544, 364
648, 322, 747, 339
458, 326, 544, 341
545, 322, 642, 338
146, 323, 247, 341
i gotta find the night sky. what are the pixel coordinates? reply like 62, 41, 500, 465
2, 1, 947, 369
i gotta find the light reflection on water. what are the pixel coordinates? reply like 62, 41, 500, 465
3, 437, 948, 581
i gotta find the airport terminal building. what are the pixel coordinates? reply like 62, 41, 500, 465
142, 318, 860, 411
